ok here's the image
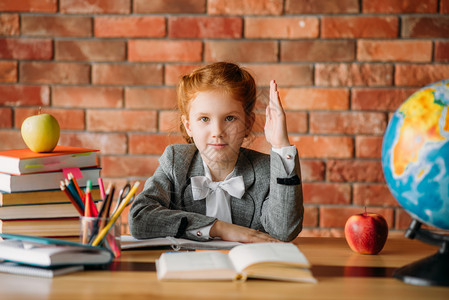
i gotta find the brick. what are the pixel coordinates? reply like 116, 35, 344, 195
129, 134, 185, 155
310, 112, 387, 135
281, 40, 355, 62
280, 88, 349, 110
315, 63, 393, 87
0, 85, 49, 106
395, 64, 449, 87
357, 40, 432, 62
355, 136, 383, 159
20, 62, 90, 84
353, 183, 398, 207
0, 108, 12, 128
243, 64, 313, 87
303, 183, 351, 204
15, 107, 85, 130
129, 40, 202, 63
101, 155, 160, 177
59, 132, 127, 155
0, 131, 26, 150
320, 207, 394, 228
322, 16, 398, 38
290, 136, 354, 159
52, 86, 123, 108
327, 160, 384, 183
94, 16, 165, 38
55, 40, 125, 62
0, 38, 52, 60
86, 110, 157, 132
169, 16, 242, 38
285, 0, 359, 14
134, 0, 205, 13
0, 14, 19, 35
299, 160, 325, 181
125, 88, 177, 109
245, 17, 319, 39
435, 41, 449, 62
363, 0, 437, 13
92, 63, 163, 86
0, 61, 17, 82
402, 16, 449, 38
351, 88, 417, 111
443, 0, 449, 13
208, 0, 283, 15
60, 0, 130, 14
159, 110, 180, 133
0, 0, 57, 12
205, 41, 278, 62
285, 112, 308, 133
303, 206, 318, 227
164, 64, 203, 86
22, 15, 91, 37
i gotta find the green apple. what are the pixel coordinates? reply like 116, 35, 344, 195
21, 111, 60, 153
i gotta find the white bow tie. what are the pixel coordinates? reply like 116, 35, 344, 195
191, 175, 245, 200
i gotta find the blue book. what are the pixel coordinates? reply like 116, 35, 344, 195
0, 233, 113, 268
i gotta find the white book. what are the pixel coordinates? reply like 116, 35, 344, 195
156, 242, 317, 283
0, 261, 83, 278
0, 168, 100, 193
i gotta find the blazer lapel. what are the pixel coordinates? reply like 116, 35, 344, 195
231, 149, 256, 228
182, 150, 206, 215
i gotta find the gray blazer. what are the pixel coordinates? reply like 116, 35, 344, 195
128, 144, 303, 242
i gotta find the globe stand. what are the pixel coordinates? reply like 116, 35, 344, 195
394, 219, 449, 287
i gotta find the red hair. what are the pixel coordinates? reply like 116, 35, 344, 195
177, 62, 257, 143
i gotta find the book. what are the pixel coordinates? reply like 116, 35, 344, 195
121, 235, 242, 251
0, 261, 83, 278
0, 146, 98, 175
0, 188, 102, 206
0, 167, 100, 193
0, 233, 113, 267
0, 201, 100, 220
0, 218, 80, 237
156, 242, 317, 283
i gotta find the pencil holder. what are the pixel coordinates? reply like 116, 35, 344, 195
79, 216, 121, 258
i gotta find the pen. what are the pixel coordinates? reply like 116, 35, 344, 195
91, 181, 140, 246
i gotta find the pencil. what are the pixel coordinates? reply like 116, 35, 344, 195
98, 178, 105, 201
91, 181, 140, 246
60, 181, 84, 216
68, 172, 84, 200
65, 178, 85, 212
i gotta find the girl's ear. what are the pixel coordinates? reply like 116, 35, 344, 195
181, 115, 193, 137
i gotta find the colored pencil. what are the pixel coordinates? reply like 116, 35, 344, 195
60, 181, 84, 216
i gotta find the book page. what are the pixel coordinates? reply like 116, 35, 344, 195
228, 243, 310, 273
157, 251, 237, 280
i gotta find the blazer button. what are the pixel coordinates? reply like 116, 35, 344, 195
286, 154, 292, 159
196, 231, 202, 237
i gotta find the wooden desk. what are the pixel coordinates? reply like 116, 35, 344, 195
1, 237, 448, 299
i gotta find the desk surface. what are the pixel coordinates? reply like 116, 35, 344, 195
1, 237, 448, 300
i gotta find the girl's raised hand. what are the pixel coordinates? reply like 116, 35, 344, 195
264, 80, 290, 148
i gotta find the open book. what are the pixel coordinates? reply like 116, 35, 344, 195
121, 235, 242, 250
0, 233, 113, 267
156, 242, 317, 283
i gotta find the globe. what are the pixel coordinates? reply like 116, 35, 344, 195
382, 79, 449, 230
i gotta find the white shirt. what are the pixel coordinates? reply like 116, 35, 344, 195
188, 145, 297, 239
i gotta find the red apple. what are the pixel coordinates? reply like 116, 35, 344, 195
344, 211, 388, 255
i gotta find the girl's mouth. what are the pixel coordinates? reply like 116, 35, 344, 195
208, 143, 227, 149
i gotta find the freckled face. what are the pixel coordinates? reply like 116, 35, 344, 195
182, 90, 249, 169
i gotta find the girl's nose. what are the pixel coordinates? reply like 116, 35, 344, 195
211, 120, 225, 138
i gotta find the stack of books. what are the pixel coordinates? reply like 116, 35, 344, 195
0, 146, 100, 237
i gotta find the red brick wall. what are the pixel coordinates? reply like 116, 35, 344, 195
1, 0, 448, 237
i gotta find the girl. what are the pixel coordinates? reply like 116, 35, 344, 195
129, 62, 303, 243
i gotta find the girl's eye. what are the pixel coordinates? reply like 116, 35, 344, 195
200, 117, 209, 122
225, 116, 235, 121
